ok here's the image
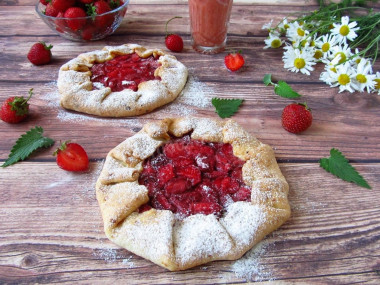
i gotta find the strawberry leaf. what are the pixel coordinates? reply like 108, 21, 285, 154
274, 81, 302, 98
2, 126, 54, 167
212, 98, 243, 119
319, 148, 371, 189
263, 74, 273, 86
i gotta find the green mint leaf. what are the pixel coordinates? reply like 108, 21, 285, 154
211, 98, 243, 119
319, 148, 371, 189
274, 81, 302, 98
263, 74, 273, 86
2, 126, 55, 167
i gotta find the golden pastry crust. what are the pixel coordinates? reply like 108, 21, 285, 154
95, 117, 291, 271
57, 44, 188, 117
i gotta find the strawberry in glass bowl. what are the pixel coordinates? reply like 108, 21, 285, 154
35, 0, 129, 41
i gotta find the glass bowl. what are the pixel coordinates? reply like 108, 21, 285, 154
35, 0, 129, 41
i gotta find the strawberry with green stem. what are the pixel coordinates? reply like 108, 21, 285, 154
165, 16, 184, 52
0, 89, 33, 124
281, 102, 313, 134
27, 42, 53, 66
54, 141, 89, 172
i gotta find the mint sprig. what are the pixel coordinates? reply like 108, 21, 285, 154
211, 98, 243, 119
2, 126, 55, 167
319, 148, 371, 189
263, 74, 302, 98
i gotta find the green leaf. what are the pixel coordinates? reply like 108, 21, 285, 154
274, 81, 302, 98
2, 126, 55, 167
211, 98, 243, 119
263, 74, 273, 86
319, 148, 371, 189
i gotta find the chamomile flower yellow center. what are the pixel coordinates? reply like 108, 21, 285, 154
375, 78, 380, 90
271, 39, 282, 48
339, 25, 350, 36
322, 42, 330, 52
336, 52, 346, 64
356, 74, 367, 84
294, 58, 306, 69
297, 28, 305, 37
330, 67, 337, 73
314, 50, 323, 59
284, 24, 290, 29
338, 74, 350, 85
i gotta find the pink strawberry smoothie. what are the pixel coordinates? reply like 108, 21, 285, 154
189, 0, 233, 53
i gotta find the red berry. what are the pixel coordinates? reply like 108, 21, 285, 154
52, 0, 75, 12
281, 103, 313, 134
165, 34, 184, 52
91, 0, 113, 28
64, 7, 87, 31
0, 89, 33, 124
165, 16, 183, 52
27, 42, 53, 65
45, 2, 59, 17
224, 52, 245, 71
192, 202, 221, 216
54, 141, 89, 172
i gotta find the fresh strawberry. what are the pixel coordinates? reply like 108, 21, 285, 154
281, 103, 313, 134
88, 1, 113, 28
40, 0, 50, 6
0, 89, 33, 124
45, 2, 59, 17
27, 42, 53, 65
54, 141, 89, 172
64, 7, 87, 31
52, 0, 75, 12
55, 12, 66, 33
224, 51, 245, 71
165, 16, 183, 52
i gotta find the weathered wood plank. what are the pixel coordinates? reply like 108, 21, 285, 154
0, 79, 379, 161
0, 162, 379, 284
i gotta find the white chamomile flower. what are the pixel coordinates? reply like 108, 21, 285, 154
278, 18, 290, 34
262, 20, 273, 31
331, 16, 359, 44
374, 72, 380, 95
282, 45, 316, 75
320, 55, 342, 84
264, 32, 284, 49
352, 58, 376, 93
322, 62, 356, 93
286, 21, 309, 43
315, 34, 339, 59
329, 43, 353, 64
351, 48, 373, 73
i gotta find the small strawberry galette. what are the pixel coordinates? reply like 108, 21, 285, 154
96, 118, 291, 271
57, 44, 188, 117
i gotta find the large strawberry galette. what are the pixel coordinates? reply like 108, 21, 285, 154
57, 44, 188, 117
96, 117, 291, 271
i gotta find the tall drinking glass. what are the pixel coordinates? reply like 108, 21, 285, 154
188, 0, 233, 54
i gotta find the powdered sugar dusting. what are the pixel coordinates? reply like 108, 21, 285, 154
174, 214, 233, 266
42, 74, 212, 129
231, 239, 274, 282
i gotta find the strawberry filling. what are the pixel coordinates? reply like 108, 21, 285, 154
90, 53, 161, 92
138, 135, 251, 217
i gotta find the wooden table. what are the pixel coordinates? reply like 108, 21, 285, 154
1, 0, 379, 284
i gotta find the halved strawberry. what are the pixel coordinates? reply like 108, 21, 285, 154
54, 141, 89, 171
224, 51, 245, 72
